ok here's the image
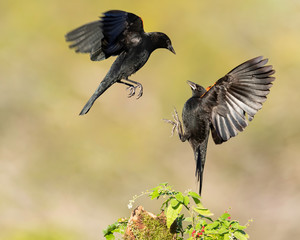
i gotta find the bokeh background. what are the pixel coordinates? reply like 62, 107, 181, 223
1, 0, 300, 239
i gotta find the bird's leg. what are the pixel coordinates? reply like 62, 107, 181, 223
118, 80, 136, 97
173, 108, 187, 142
163, 108, 187, 142
123, 78, 143, 99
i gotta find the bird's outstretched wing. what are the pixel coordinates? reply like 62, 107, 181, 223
202, 56, 275, 143
65, 10, 144, 61
65, 21, 105, 61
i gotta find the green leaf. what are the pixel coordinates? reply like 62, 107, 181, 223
103, 223, 117, 236
193, 202, 213, 217
159, 182, 168, 186
192, 197, 200, 205
238, 225, 247, 230
167, 201, 183, 228
218, 227, 229, 235
188, 191, 201, 199
175, 192, 184, 203
150, 190, 160, 200
220, 212, 230, 220
205, 229, 219, 235
224, 233, 230, 240
103, 218, 128, 239
235, 224, 247, 230
206, 221, 219, 230
202, 216, 214, 222
194, 206, 214, 217
234, 230, 249, 240
230, 221, 247, 230
170, 198, 179, 208
104, 233, 115, 240
224, 220, 230, 228
151, 186, 159, 192
161, 198, 172, 210
183, 196, 190, 206
196, 201, 205, 209
188, 191, 201, 205
184, 217, 193, 222
184, 227, 193, 234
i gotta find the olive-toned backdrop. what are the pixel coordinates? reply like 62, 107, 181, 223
1, 0, 300, 239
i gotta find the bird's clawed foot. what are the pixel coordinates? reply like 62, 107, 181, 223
126, 83, 143, 99
163, 108, 182, 137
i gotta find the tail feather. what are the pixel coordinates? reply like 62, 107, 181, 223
79, 78, 114, 115
194, 136, 209, 195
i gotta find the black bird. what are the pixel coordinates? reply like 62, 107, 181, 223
65, 10, 175, 115
165, 56, 275, 195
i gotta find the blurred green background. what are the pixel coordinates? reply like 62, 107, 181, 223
1, 0, 300, 239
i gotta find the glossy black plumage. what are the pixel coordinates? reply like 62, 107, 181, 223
165, 56, 275, 195
65, 10, 175, 115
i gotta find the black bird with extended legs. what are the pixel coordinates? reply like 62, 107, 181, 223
165, 56, 275, 195
65, 10, 175, 115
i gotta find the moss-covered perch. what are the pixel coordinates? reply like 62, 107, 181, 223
124, 206, 176, 240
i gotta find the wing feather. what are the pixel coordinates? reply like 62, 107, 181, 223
203, 56, 275, 143
65, 10, 144, 60
65, 21, 105, 60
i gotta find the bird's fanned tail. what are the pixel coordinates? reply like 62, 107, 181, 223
194, 135, 209, 196
79, 78, 113, 115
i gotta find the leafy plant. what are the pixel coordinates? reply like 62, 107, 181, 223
103, 183, 251, 239
103, 219, 128, 240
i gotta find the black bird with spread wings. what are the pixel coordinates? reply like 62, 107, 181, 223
165, 56, 275, 195
65, 10, 175, 115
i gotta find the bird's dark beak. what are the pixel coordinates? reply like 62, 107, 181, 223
168, 45, 176, 54
187, 80, 197, 90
